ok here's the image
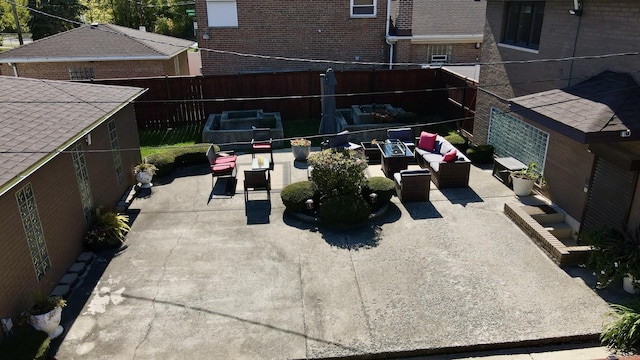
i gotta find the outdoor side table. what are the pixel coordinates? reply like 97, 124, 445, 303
493, 157, 526, 187
377, 140, 413, 179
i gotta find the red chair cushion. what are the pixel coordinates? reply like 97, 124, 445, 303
214, 155, 237, 164
443, 148, 457, 162
252, 144, 272, 150
211, 162, 235, 174
418, 131, 437, 151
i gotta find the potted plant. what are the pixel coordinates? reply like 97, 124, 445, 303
510, 161, 545, 196
134, 162, 158, 188
582, 224, 640, 293
82, 207, 131, 252
27, 294, 67, 339
291, 138, 311, 161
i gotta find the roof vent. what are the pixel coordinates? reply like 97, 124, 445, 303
90, 23, 99, 28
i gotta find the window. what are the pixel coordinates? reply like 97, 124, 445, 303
69, 67, 94, 80
207, 0, 238, 27
351, 0, 376, 17
72, 144, 93, 224
488, 107, 548, 171
428, 44, 452, 64
108, 120, 124, 184
502, 1, 545, 50
16, 183, 50, 281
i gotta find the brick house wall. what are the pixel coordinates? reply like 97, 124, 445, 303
474, 0, 640, 226
395, 42, 481, 65
0, 104, 140, 321
0, 51, 190, 80
196, 0, 388, 75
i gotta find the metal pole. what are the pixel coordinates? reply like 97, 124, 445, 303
10, 0, 24, 45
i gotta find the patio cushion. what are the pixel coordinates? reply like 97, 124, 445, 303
252, 143, 272, 150
439, 140, 455, 155
443, 149, 457, 162
211, 162, 235, 173
418, 131, 436, 151
421, 152, 443, 164
213, 155, 237, 164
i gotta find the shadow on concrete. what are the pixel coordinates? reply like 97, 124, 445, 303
153, 163, 211, 186
119, 293, 362, 353
564, 265, 639, 305
293, 159, 310, 170
439, 187, 484, 206
401, 201, 443, 220
245, 199, 271, 224
207, 178, 237, 204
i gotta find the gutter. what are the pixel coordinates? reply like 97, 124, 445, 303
398, 34, 484, 44
0, 55, 173, 64
385, 0, 396, 70
0, 88, 148, 198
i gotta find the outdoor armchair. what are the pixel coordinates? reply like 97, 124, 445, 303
243, 169, 271, 201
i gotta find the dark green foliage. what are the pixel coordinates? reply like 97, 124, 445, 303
0, 327, 50, 360
143, 144, 210, 177
320, 194, 371, 225
466, 144, 494, 164
281, 181, 317, 212
601, 303, 640, 354
583, 224, 640, 289
445, 132, 468, 152
28, 0, 86, 39
362, 177, 395, 206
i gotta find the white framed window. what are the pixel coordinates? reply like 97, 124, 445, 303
488, 107, 549, 172
207, 0, 238, 27
351, 0, 376, 17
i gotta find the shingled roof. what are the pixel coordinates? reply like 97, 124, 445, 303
0, 76, 145, 194
509, 71, 640, 143
0, 24, 195, 63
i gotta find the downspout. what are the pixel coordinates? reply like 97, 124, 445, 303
385, 0, 395, 70
567, 0, 583, 86
9, 62, 18, 77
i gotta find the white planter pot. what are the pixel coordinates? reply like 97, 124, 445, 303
512, 176, 535, 196
136, 170, 154, 188
623, 274, 640, 294
30, 306, 63, 339
292, 145, 311, 161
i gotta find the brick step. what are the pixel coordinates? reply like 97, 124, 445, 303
545, 223, 573, 239
523, 204, 565, 224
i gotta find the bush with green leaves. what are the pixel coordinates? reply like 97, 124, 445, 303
308, 149, 367, 197
280, 181, 318, 212
601, 303, 640, 354
362, 176, 395, 208
83, 207, 131, 251
319, 194, 371, 225
144, 144, 212, 177
466, 144, 494, 164
583, 224, 640, 289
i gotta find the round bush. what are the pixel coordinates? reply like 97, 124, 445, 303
281, 181, 317, 212
144, 152, 176, 177
319, 194, 371, 225
466, 144, 494, 164
362, 176, 395, 205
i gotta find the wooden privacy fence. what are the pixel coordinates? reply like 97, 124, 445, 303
89, 68, 477, 131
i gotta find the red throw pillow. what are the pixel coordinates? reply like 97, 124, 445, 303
418, 131, 437, 151
443, 148, 457, 162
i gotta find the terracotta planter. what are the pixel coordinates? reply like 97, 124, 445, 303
30, 306, 64, 339
292, 145, 311, 161
136, 170, 154, 188
512, 176, 535, 196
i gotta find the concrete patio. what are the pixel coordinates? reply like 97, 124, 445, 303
53, 149, 615, 359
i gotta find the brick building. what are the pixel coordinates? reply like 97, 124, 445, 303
473, 0, 640, 234
195, 0, 486, 75
389, 0, 485, 66
0, 24, 195, 80
0, 76, 145, 322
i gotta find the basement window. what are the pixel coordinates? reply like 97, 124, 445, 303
69, 67, 94, 80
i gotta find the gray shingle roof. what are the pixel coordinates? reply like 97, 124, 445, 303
510, 71, 640, 143
0, 76, 145, 192
412, 0, 486, 36
0, 24, 195, 62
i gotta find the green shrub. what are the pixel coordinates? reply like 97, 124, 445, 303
143, 143, 210, 177
445, 132, 468, 152
83, 207, 131, 251
466, 144, 494, 164
601, 303, 640, 354
362, 177, 396, 206
320, 194, 371, 225
308, 149, 367, 197
0, 327, 51, 360
281, 181, 317, 212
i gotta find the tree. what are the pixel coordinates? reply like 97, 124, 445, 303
0, 0, 30, 33
28, 0, 86, 40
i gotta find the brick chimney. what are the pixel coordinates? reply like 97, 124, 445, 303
395, 0, 413, 36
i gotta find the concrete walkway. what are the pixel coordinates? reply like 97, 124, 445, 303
54, 149, 615, 359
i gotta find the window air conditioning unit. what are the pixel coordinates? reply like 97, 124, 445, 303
431, 54, 448, 63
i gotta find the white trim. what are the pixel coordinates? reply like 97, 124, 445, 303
0, 55, 173, 63
497, 42, 540, 54
408, 34, 484, 44
350, 0, 376, 18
